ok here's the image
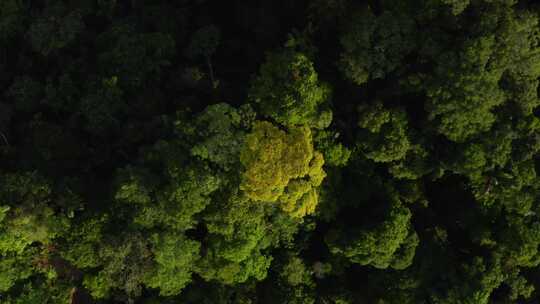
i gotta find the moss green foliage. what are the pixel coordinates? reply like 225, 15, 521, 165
326, 196, 418, 270
189, 103, 254, 171
249, 50, 332, 128
340, 8, 415, 85
3, 1, 540, 303
357, 101, 411, 162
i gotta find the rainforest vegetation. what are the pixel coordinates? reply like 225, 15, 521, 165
3, 0, 540, 303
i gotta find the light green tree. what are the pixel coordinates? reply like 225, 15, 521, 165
240, 121, 326, 218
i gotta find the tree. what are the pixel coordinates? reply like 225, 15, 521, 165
0, 0, 25, 42
58, 215, 106, 270
326, 196, 418, 270
26, 3, 84, 56
313, 130, 351, 167
185, 25, 221, 88
82, 233, 154, 300
240, 121, 326, 218
0, 172, 72, 295
97, 24, 176, 89
249, 50, 332, 128
356, 102, 411, 163
6, 76, 42, 113
145, 233, 200, 296
414, 2, 540, 142
188, 103, 255, 171
339, 7, 415, 84
79, 76, 125, 136
389, 143, 435, 180
196, 193, 274, 285
115, 161, 220, 231
0, 172, 68, 254
0, 250, 35, 292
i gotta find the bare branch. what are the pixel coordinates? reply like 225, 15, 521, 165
0, 131, 8, 146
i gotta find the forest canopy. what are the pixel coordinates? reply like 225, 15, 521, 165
2, 0, 540, 303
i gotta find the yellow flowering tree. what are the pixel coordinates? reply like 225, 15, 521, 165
240, 121, 326, 218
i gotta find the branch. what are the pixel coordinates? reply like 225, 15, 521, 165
206, 55, 218, 89
0, 131, 8, 146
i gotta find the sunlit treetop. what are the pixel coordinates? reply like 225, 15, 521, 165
240, 121, 326, 218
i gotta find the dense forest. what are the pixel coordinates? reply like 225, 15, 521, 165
3, 0, 540, 303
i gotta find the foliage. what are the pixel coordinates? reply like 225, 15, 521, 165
240, 121, 326, 218
249, 50, 332, 128
26, 3, 84, 56
326, 197, 418, 270
146, 233, 200, 296
0, 0, 25, 42
3, 1, 540, 303
185, 25, 221, 60
356, 102, 411, 163
340, 8, 415, 85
